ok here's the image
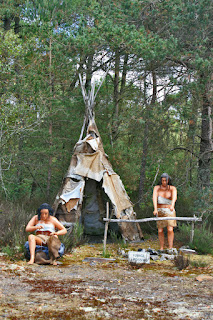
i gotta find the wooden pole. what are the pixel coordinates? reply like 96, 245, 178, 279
103, 202, 109, 254
190, 221, 195, 243
103, 217, 202, 223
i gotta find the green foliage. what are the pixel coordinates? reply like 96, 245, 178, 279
1, 245, 16, 257
176, 223, 213, 255
0, 202, 31, 249
110, 230, 129, 249
62, 222, 85, 253
102, 249, 111, 258
189, 259, 208, 269
191, 224, 213, 255
0, 0, 212, 239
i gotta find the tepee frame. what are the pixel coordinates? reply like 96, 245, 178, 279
53, 74, 143, 241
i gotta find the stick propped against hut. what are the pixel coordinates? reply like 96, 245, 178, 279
52, 75, 143, 241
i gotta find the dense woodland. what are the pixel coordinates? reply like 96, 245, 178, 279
0, 0, 212, 234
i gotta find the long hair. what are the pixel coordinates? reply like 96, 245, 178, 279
37, 203, 54, 220
158, 173, 173, 186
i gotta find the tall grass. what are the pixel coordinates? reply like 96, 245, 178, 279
62, 222, 85, 253
110, 230, 129, 249
0, 202, 32, 252
176, 222, 213, 255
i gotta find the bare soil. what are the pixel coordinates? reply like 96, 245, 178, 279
0, 240, 213, 320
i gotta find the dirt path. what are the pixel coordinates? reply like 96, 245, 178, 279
0, 241, 212, 319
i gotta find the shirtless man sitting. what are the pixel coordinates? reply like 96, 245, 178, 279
153, 173, 177, 252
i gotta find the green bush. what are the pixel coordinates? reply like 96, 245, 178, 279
110, 230, 129, 249
102, 249, 111, 258
62, 222, 85, 253
175, 223, 191, 244
189, 259, 208, 268
0, 202, 31, 250
191, 223, 213, 255
176, 222, 213, 255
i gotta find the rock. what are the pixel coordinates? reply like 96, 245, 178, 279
128, 249, 150, 264
166, 248, 178, 255
80, 307, 95, 312
128, 250, 150, 264
164, 254, 175, 260
96, 298, 105, 303
148, 248, 158, 255
83, 257, 116, 262
196, 274, 213, 282
150, 255, 159, 261
118, 248, 128, 257
160, 254, 167, 261
9, 264, 19, 270
0, 253, 7, 256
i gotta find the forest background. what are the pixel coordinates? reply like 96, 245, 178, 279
0, 0, 212, 251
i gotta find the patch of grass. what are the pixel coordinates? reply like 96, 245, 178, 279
110, 230, 129, 249
190, 223, 213, 255
0, 202, 31, 251
1, 245, 15, 257
175, 222, 213, 255
102, 249, 111, 258
189, 259, 209, 268
62, 222, 86, 253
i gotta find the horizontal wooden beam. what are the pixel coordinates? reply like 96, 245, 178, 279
103, 217, 202, 223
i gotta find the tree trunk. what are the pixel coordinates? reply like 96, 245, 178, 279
16, 134, 24, 186
198, 77, 213, 188
120, 53, 128, 97
138, 121, 149, 203
187, 100, 197, 186
47, 121, 53, 199
114, 49, 120, 118
111, 49, 120, 140
112, 51, 129, 142
47, 38, 53, 199
138, 71, 157, 204
3, 17, 11, 30
85, 54, 93, 90
14, 16, 20, 34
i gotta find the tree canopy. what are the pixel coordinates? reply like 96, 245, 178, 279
0, 0, 212, 225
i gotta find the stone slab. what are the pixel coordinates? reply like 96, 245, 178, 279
128, 251, 150, 264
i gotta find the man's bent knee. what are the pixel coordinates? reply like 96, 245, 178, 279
167, 226, 173, 232
158, 228, 164, 234
28, 234, 35, 241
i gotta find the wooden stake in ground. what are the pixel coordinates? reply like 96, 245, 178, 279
103, 202, 109, 254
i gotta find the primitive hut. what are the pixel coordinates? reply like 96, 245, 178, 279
53, 75, 143, 241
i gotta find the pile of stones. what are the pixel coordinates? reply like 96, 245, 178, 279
147, 248, 178, 261
119, 246, 196, 264
118, 247, 179, 263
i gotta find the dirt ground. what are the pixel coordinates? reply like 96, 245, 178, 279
0, 239, 213, 320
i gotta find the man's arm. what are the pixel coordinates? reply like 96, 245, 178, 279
25, 215, 42, 232
153, 186, 159, 215
170, 186, 177, 211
